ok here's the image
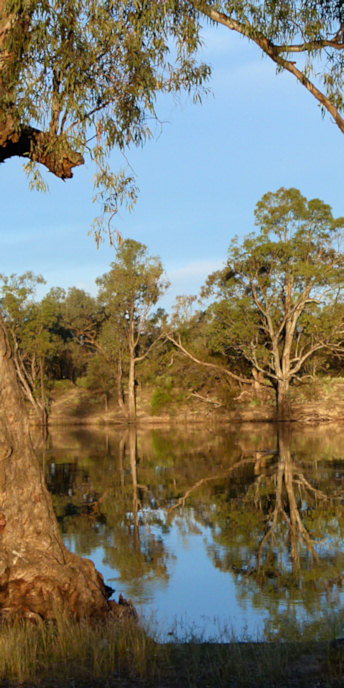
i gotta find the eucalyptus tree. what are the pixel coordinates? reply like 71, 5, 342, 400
0, 0, 207, 619
2, 0, 343, 625
202, 188, 344, 416
3, 0, 344, 180
188, 0, 344, 136
97, 239, 168, 422
0, 0, 208, 216
60, 287, 106, 378
0, 272, 63, 425
1, 0, 344, 197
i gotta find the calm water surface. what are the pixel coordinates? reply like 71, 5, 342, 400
40, 423, 344, 640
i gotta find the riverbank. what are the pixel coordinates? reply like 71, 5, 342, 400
0, 616, 340, 688
45, 376, 344, 426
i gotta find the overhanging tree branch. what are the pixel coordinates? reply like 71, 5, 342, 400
192, 0, 344, 136
0, 125, 84, 179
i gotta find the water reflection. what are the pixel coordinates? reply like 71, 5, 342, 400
42, 423, 344, 638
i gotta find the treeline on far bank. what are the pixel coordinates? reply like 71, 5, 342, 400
4, 187, 344, 425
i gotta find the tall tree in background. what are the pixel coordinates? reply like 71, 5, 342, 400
0, 273, 63, 425
97, 240, 168, 422
203, 187, 344, 416
60, 287, 105, 377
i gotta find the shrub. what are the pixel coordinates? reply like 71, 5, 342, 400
150, 387, 174, 414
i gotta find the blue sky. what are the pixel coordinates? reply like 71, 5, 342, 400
2, 23, 343, 310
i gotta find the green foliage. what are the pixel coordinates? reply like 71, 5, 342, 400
52, 378, 75, 391
75, 375, 89, 389
83, 355, 113, 393
150, 378, 175, 414
0, 272, 65, 420
202, 187, 344, 408
96, 238, 168, 417
0, 246, 170, 416
54, 286, 105, 382
3, 0, 344, 236
192, 0, 344, 137
150, 388, 173, 415
97, 239, 168, 317
61, 287, 102, 345
0, 0, 210, 228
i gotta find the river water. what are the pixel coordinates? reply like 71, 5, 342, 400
40, 422, 344, 641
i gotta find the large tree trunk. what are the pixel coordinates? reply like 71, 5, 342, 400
276, 378, 290, 420
0, 313, 133, 621
0, 0, 133, 622
116, 356, 126, 415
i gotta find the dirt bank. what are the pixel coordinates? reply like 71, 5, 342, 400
44, 378, 344, 427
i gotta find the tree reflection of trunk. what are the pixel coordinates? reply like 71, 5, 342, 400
257, 424, 319, 575
256, 448, 284, 571
128, 426, 140, 547
118, 432, 126, 491
167, 424, 329, 588
0, 314, 126, 621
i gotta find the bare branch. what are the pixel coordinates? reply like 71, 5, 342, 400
165, 333, 251, 385
134, 333, 165, 363
168, 457, 256, 514
190, 391, 223, 407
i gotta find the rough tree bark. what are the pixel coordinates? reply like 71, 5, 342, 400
0, 310, 135, 621
276, 379, 290, 420
0, 123, 84, 178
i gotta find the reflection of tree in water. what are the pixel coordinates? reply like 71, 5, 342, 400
101, 427, 170, 599
44, 423, 344, 633
46, 427, 171, 600
200, 425, 344, 631
256, 426, 332, 575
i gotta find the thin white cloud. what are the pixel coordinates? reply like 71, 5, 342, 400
1, 228, 46, 246
213, 56, 294, 94
167, 259, 223, 281
1, 222, 85, 246
199, 24, 305, 96
200, 26, 246, 56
